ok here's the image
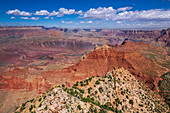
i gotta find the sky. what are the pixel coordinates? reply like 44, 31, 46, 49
0, 0, 170, 29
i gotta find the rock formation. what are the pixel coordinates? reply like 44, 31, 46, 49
15, 68, 169, 113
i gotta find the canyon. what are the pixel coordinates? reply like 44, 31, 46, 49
0, 27, 169, 112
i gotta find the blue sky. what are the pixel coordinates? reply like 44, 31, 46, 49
0, 0, 170, 29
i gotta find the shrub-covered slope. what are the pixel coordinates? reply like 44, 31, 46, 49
15, 68, 169, 113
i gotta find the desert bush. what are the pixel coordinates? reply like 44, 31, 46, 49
129, 100, 133, 105
99, 87, 104, 93
44, 105, 48, 110
77, 105, 82, 110
95, 80, 100, 85
88, 87, 92, 94
29, 105, 33, 112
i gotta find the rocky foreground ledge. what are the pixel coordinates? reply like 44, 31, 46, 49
15, 68, 169, 113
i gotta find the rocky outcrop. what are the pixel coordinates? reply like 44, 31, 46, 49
0, 68, 53, 93
0, 42, 168, 92
15, 68, 169, 113
39, 43, 168, 91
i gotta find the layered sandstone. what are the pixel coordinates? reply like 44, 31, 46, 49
1, 42, 168, 92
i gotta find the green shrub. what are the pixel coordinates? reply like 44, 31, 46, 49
77, 105, 82, 110
29, 105, 33, 112
30, 98, 34, 103
44, 105, 48, 110
62, 84, 65, 87
80, 89, 85, 94
121, 91, 124, 95
81, 83, 84, 86
139, 104, 143, 107
99, 87, 104, 93
38, 98, 42, 102
49, 87, 54, 91
20, 106, 25, 112
115, 98, 120, 102
91, 97, 94, 101
86, 81, 89, 85
129, 100, 133, 105
38, 103, 42, 108
95, 81, 100, 85
89, 78, 92, 82
21, 103, 26, 108
75, 81, 79, 86
43, 96, 46, 99
88, 87, 92, 94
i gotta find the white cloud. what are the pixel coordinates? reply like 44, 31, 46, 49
7, 8, 80, 17
83, 7, 117, 20
59, 8, 75, 14
34, 10, 50, 15
34, 10, 59, 16
50, 17, 54, 19
49, 11, 59, 16
62, 21, 73, 24
20, 17, 29, 19
6, 8, 80, 18
75, 10, 83, 15
117, 21, 122, 24
34, 8, 79, 17
7, 7, 170, 25
34, 8, 76, 17
80, 21, 93, 23
87, 21, 93, 23
83, 7, 170, 21
10, 17, 16, 19
20, 17, 39, 20
117, 7, 132, 12
44, 16, 49, 19
6, 9, 32, 16
31, 17, 39, 20
57, 8, 75, 17
114, 9, 170, 21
